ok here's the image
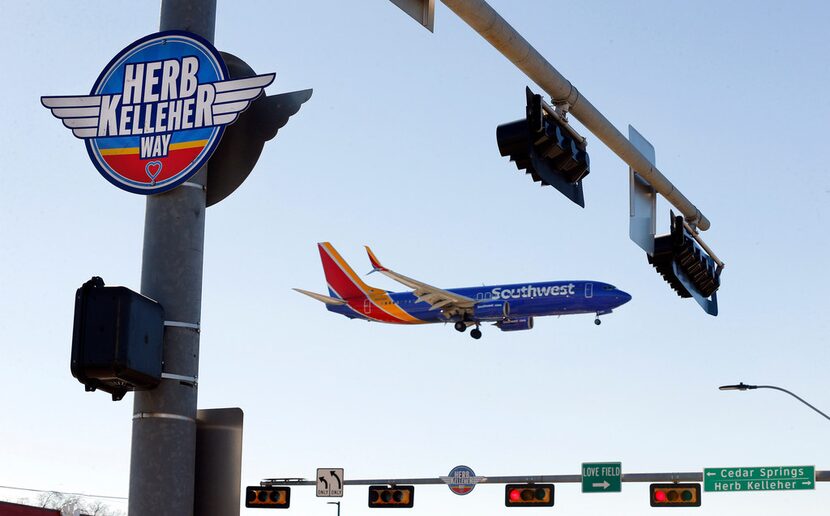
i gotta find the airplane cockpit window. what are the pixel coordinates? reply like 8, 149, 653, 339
602, 285, 616, 290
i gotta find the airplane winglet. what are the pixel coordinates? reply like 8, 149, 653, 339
365, 245, 387, 273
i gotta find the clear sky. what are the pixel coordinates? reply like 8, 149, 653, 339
1, 0, 829, 514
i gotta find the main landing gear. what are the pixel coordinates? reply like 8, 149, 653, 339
454, 320, 482, 339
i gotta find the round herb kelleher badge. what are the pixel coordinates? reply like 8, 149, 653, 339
42, 31, 274, 194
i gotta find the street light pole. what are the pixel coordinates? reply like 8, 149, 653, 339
327, 501, 341, 516
719, 382, 830, 422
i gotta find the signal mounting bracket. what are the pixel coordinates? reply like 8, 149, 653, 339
677, 212, 725, 270
160, 371, 198, 387
552, 99, 571, 119
539, 96, 586, 145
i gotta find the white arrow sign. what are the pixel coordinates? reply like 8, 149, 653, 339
316, 468, 344, 497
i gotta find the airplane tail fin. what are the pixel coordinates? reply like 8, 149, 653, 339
317, 242, 374, 300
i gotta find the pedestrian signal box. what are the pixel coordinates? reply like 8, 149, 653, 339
71, 277, 164, 401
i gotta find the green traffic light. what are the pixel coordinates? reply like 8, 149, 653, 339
681, 490, 693, 501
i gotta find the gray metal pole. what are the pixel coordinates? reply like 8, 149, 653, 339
755, 385, 830, 422
128, 1, 216, 515
327, 501, 340, 516
440, 0, 711, 231
720, 383, 830, 422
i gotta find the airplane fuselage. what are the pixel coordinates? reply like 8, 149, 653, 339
326, 280, 631, 323
297, 242, 632, 337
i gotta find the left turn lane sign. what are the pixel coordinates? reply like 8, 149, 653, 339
317, 468, 344, 497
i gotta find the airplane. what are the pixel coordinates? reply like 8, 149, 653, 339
294, 242, 632, 339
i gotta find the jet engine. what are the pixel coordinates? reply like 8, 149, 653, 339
473, 301, 510, 319
497, 317, 534, 331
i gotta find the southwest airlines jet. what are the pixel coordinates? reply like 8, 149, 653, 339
295, 242, 632, 339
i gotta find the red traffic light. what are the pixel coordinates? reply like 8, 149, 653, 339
245, 486, 290, 509
368, 485, 414, 508
649, 483, 701, 507
504, 483, 554, 507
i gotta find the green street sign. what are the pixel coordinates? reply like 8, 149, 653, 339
704, 466, 815, 492
582, 462, 622, 493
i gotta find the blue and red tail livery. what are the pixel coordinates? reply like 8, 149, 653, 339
295, 243, 632, 339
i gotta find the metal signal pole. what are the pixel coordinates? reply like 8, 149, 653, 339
128, 1, 215, 514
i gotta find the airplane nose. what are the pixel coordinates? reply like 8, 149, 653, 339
617, 290, 632, 305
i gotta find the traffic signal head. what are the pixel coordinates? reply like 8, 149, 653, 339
504, 483, 554, 507
368, 485, 414, 508
648, 213, 721, 315
497, 87, 590, 207
650, 483, 701, 507
245, 486, 290, 509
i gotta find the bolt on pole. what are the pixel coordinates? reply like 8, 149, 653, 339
439, 0, 711, 230
128, 1, 215, 515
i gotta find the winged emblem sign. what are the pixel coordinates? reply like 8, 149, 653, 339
41, 31, 273, 194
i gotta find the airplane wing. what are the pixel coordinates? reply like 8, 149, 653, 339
365, 246, 476, 318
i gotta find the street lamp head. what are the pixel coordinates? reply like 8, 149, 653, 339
719, 382, 756, 391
